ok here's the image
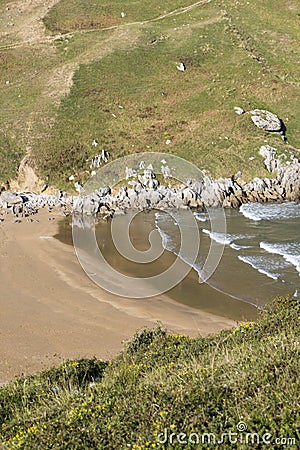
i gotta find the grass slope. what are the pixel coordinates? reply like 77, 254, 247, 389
0, 132, 23, 181
0, 0, 299, 186
0, 297, 299, 449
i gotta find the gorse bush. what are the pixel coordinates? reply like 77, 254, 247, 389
0, 297, 299, 449
124, 324, 167, 355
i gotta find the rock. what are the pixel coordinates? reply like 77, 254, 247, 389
161, 165, 171, 179
101, 149, 109, 163
125, 167, 137, 180
250, 109, 282, 132
229, 193, 241, 208
176, 62, 185, 72
74, 182, 84, 193
138, 167, 158, 189
181, 187, 197, 206
90, 155, 101, 169
1, 191, 23, 205
234, 106, 245, 115
90, 150, 109, 169
259, 145, 278, 172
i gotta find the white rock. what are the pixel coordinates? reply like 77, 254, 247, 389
74, 182, 84, 193
176, 62, 185, 72
234, 106, 245, 115
250, 109, 282, 132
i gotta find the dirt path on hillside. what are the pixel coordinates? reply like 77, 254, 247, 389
0, 0, 215, 109
0, 0, 60, 47
0, 0, 216, 113
0, 0, 215, 190
0, 0, 212, 51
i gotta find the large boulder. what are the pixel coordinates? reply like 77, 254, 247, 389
250, 109, 282, 132
0, 191, 23, 205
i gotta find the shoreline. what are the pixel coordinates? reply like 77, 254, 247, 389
0, 209, 244, 384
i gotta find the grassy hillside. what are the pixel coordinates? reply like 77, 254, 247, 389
0, 297, 299, 449
0, 0, 299, 187
0, 132, 23, 181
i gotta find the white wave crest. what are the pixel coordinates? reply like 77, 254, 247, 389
240, 202, 300, 221
202, 229, 252, 246
260, 241, 300, 274
238, 255, 279, 280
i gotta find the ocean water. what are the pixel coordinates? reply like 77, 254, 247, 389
155, 202, 300, 307
64, 201, 299, 318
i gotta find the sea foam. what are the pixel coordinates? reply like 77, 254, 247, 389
260, 241, 300, 275
240, 202, 300, 221
238, 255, 279, 280
202, 229, 252, 246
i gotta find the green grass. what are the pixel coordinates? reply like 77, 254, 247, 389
43, 0, 198, 34
0, 0, 299, 187
0, 297, 299, 449
0, 132, 23, 182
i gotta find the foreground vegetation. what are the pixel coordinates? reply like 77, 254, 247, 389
0, 296, 299, 449
0, 0, 299, 187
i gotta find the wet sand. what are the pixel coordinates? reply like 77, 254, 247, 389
0, 209, 256, 384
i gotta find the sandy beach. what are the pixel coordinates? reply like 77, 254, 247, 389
0, 209, 255, 384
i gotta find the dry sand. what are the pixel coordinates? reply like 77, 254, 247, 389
0, 209, 239, 384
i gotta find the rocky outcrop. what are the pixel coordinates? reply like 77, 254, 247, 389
259, 145, 278, 172
250, 109, 282, 132
1, 148, 299, 220
277, 161, 300, 202
234, 107, 287, 141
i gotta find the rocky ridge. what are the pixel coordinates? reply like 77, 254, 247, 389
0, 145, 299, 221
